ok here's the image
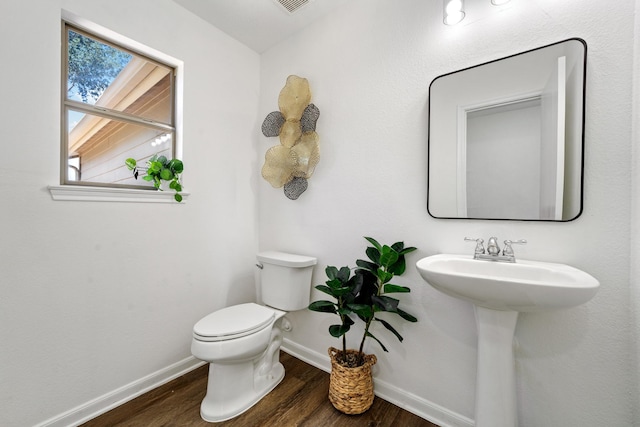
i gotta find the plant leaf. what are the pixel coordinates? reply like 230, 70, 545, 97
400, 246, 417, 255
375, 317, 404, 342
383, 284, 411, 293
366, 331, 388, 352
325, 266, 339, 280
147, 161, 161, 173
337, 307, 354, 315
396, 308, 418, 322
377, 268, 394, 284
308, 300, 337, 313
348, 272, 364, 295
325, 279, 353, 297
354, 270, 378, 305
169, 158, 184, 173
125, 158, 137, 170
174, 193, 182, 202
379, 247, 399, 268
391, 241, 404, 253
372, 295, 399, 312
356, 259, 378, 272
160, 168, 174, 181
326, 278, 343, 289
334, 286, 355, 297
364, 236, 382, 251
347, 303, 373, 319
366, 246, 381, 264
329, 324, 349, 337
336, 266, 351, 283
388, 258, 407, 275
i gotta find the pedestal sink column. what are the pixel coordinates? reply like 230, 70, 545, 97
474, 306, 519, 427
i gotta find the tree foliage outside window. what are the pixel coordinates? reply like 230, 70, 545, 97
67, 30, 132, 103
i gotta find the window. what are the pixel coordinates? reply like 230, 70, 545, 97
61, 22, 177, 193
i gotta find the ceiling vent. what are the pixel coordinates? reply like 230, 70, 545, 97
274, 0, 311, 14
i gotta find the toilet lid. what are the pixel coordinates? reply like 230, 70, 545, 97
193, 303, 275, 342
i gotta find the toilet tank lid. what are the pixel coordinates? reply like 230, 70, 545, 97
257, 251, 317, 267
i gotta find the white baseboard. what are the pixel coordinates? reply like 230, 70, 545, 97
34, 356, 206, 427
281, 338, 474, 427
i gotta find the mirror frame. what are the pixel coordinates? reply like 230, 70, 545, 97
427, 38, 587, 222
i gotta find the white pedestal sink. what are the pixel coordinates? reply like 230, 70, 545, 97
416, 254, 599, 427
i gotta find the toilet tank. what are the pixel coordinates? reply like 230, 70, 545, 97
257, 251, 317, 311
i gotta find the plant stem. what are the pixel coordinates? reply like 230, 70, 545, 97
357, 317, 374, 366
342, 334, 346, 359
339, 295, 347, 359
357, 275, 382, 366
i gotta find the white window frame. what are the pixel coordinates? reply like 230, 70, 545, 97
49, 10, 186, 203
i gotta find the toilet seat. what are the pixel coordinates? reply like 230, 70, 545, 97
193, 303, 275, 342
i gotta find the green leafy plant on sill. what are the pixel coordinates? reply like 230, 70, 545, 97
308, 236, 418, 367
125, 155, 184, 202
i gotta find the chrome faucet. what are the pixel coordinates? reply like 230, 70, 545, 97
486, 237, 500, 256
465, 237, 526, 263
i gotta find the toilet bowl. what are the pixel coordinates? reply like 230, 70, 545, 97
191, 251, 316, 422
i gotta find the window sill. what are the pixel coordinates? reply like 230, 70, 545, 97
48, 185, 189, 203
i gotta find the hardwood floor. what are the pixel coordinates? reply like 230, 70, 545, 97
81, 351, 440, 427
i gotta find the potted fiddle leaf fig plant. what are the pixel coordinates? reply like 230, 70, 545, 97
308, 236, 418, 414
125, 155, 184, 202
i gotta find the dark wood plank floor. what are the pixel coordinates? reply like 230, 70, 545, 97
81, 351, 440, 427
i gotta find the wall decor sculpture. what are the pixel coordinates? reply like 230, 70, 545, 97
261, 75, 320, 200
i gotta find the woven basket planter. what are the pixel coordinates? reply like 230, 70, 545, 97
327, 347, 377, 414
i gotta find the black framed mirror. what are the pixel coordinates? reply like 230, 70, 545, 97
427, 38, 587, 221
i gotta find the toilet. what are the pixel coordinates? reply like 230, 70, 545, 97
191, 251, 317, 422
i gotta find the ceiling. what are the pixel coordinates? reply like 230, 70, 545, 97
172, 0, 350, 53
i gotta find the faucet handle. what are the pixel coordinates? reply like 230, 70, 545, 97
503, 239, 527, 256
486, 236, 500, 255
464, 237, 485, 255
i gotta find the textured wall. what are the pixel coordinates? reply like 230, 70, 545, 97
631, 0, 640, 422
259, 0, 636, 425
0, 1, 260, 425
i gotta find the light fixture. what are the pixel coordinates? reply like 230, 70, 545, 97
444, 0, 465, 26
491, 0, 511, 5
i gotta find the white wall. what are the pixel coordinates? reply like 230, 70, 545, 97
632, 0, 640, 422
260, 0, 636, 426
0, 1, 260, 426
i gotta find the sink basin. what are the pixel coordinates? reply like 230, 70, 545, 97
416, 254, 599, 312
417, 253, 600, 426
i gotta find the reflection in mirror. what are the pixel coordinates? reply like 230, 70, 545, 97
428, 38, 586, 221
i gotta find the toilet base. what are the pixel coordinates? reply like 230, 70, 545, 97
200, 360, 285, 422
193, 308, 287, 422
